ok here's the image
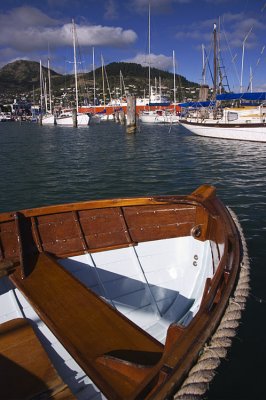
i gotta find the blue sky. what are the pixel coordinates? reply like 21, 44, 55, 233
0, 0, 265, 91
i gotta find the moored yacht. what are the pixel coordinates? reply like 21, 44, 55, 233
180, 92, 266, 142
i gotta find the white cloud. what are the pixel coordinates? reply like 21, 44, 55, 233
0, 6, 137, 56
124, 52, 173, 70
74, 24, 137, 47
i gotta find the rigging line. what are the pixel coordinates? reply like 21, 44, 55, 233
220, 19, 240, 86
246, 45, 265, 91
200, 29, 213, 88
220, 0, 266, 90
215, 20, 231, 92
204, 47, 214, 90
176, 62, 184, 103
102, 56, 112, 102
71, 21, 90, 103
240, 0, 266, 89
73, 25, 89, 99
218, 53, 231, 92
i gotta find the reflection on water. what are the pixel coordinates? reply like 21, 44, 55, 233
0, 121, 266, 399
1, 122, 265, 213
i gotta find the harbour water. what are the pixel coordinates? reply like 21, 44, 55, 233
0, 121, 265, 399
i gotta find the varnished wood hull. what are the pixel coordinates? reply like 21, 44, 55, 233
0, 185, 243, 399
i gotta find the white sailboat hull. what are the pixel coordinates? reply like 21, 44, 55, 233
140, 111, 179, 124
56, 113, 90, 126
41, 114, 56, 125
180, 120, 266, 142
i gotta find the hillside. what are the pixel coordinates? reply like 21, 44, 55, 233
0, 59, 199, 104
0, 60, 61, 91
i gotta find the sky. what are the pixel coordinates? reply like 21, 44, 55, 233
0, 0, 266, 92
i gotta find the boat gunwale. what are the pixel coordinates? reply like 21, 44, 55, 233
179, 119, 266, 128
0, 187, 218, 223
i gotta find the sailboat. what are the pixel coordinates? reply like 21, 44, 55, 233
179, 23, 266, 142
56, 20, 90, 126
139, 4, 178, 124
40, 58, 56, 125
97, 54, 115, 121
89, 47, 102, 124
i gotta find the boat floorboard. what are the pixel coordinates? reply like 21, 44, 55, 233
0, 317, 75, 399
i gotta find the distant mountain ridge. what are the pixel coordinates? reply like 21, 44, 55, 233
0, 60, 62, 93
0, 59, 199, 102
0, 60, 60, 82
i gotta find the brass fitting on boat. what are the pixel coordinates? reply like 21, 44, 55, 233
191, 225, 202, 238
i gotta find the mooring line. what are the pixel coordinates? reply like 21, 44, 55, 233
173, 207, 250, 400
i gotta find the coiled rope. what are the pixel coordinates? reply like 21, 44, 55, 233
173, 207, 250, 400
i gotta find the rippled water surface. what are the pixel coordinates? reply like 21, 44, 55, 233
0, 121, 265, 399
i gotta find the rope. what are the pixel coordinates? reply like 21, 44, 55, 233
173, 207, 250, 400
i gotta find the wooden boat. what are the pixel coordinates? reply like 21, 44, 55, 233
0, 185, 245, 399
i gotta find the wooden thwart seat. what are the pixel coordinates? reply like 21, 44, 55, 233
0, 318, 74, 399
10, 252, 164, 400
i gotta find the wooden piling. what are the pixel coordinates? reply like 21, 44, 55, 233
126, 95, 136, 132
72, 109, 77, 127
114, 111, 120, 123
119, 110, 126, 124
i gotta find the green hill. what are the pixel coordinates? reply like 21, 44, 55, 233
0, 59, 199, 104
0, 60, 61, 91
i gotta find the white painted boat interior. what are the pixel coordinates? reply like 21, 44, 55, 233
0, 236, 216, 399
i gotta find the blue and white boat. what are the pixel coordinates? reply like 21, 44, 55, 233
180, 92, 266, 142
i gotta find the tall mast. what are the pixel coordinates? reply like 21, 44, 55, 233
92, 47, 96, 111
39, 60, 43, 114
213, 23, 217, 98
148, 2, 151, 102
240, 27, 252, 93
202, 44, 206, 85
101, 54, 105, 107
72, 19, 78, 113
47, 57, 52, 113
173, 50, 176, 104
249, 66, 253, 92
120, 70, 123, 98
44, 76, 48, 112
